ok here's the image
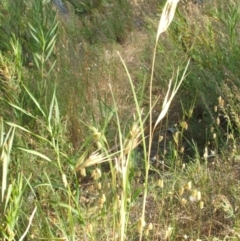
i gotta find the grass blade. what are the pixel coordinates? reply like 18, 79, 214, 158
17, 147, 52, 162
18, 207, 37, 241
22, 84, 46, 118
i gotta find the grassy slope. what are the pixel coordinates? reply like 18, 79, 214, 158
1, 0, 240, 240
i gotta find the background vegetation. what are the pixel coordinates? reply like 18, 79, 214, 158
1, 0, 240, 240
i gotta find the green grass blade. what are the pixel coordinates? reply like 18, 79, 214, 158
3, 101, 37, 120
17, 147, 52, 162
22, 84, 46, 117
48, 88, 56, 135
6, 122, 50, 144
28, 23, 41, 43
0, 117, 4, 145
48, 21, 58, 37
4, 183, 13, 211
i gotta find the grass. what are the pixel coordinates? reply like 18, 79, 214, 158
1, 0, 240, 240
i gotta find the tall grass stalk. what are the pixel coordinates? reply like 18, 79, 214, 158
5, 83, 70, 199
140, 0, 182, 239
109, 84, 126, 241
28, 0, 58, 93
5, 84, 85, 239
115, 0, 191, 239
9, 34, 23, 79
78, 0, 189, 239
0, 117, 15, 202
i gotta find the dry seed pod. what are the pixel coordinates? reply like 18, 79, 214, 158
158, 135, 164, 142
179, 187, 184, 196
135, 171, 142, 177
130, 123, 140, 138
157, 179, 164, 188
62, 173, 68, 187
218, 96, 224, 107
148, 223, 153, 230
203, 147, 208, 160
80, 168, 86, 177
97, 182, 102, 190
86, 224, 93, 233
91, 168, 102, 180
184, 181, 192, 190
137, 217, 146, 233
189, 189, 198, 202
181, 198, 187, 206
180, 121, 188, 130
144, 229, 149, 236
197, 191, 201, 201
165, 226, 173, 239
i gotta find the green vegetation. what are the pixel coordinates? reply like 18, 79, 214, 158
1, 0, 240, 240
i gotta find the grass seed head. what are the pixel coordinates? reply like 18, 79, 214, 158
62, 173, 68, 187
189, 189, 198, 202
102, 194, 106, 203
179, 187, 184, 196
158, 135, 164, 142
130, 122, 141, 138
135, 170, 142, 177
218, 96, 224, 107
80, 168, 86, 177
184, 181, 192, 190
98, 194, 106, 208
86, 224, 93, 233
180, 121, 188, 130
97, 182, 102, 190
203, 147, 208, 160
157, 179, 164, 188
181, 198, 187, 206
197, 191, 201, 201
137, 217, 146, 233
91, 168, 102, 180
165, 226, 173, 239
200, 201, 204, 209
93, 130, 101, 141
148, 223, 153, 231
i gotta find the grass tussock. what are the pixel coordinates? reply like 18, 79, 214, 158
1, 0, 240, 240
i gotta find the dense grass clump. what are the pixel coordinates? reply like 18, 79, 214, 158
1, 0, 240, 240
